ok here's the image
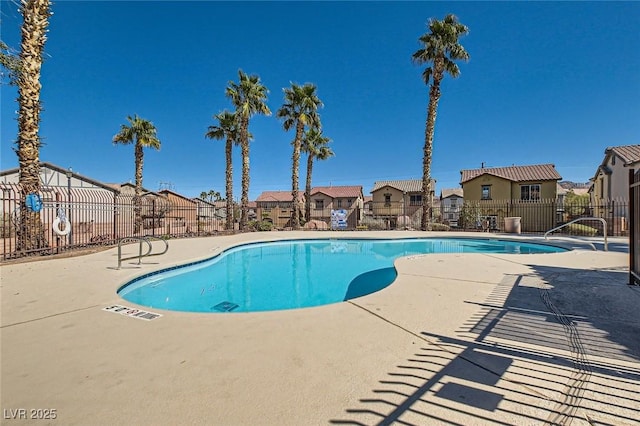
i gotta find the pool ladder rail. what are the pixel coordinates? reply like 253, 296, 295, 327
117, 236, 169, 269
544, 217, 608, 251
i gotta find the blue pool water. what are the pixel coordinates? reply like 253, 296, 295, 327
118, 238, 566, 313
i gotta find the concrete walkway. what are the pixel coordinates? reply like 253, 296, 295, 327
1, 231, 639, 425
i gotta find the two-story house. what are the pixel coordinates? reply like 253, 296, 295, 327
440, 188, 464, 227
460, 163, 562, 232
590, 144, 639, 233
256, 191, 304, 229
370, 179, 436, 229
308, 186, 364, 228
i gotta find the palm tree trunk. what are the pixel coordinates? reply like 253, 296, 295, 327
134, 143, 144, 234
240, 116, 250, 230
225, 137, 233, 230
291, 121, 304, 229
16, 0, 51, 253
421, 75, 442, 231
305, 154, 314, 223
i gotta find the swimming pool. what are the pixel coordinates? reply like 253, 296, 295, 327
118, 238, 566, 313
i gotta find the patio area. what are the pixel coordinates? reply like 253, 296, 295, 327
2, 231, 639, 425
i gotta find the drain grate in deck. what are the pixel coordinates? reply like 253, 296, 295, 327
212, 301, 239, 312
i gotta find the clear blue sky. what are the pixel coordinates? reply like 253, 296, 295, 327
1, 1, 639, 200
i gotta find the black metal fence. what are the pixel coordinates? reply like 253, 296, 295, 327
363, 198, 630, 236
0, 183, 630, 262
630, 169, 639, 286
1, 183, 227, 261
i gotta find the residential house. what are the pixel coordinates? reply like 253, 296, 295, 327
590, 144, 639, 233
362, 196, 373, 216
440, 188, 464, 227
158, 189, 198, 234
370, 179, 436, 228
308, 186, 364, 228
256, 191, 304, 229
191, 197, 228, 233
107, 182, 172, 236
1, 162, 119, 244
460, 163, 562, 232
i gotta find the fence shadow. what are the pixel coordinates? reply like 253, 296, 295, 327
330, 265, 640, 425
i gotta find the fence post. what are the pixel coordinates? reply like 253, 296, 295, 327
152, 199, 156, 237
55, 192, 61, 254
113, 193, 117, 240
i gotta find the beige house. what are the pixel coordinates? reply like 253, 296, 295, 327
591, 144, 640, 203
256, 191, 304, 229
308, 186, 364, 227
370, 179, 436, 228
590, 144, 639, 232
440, 188, 464, 227
460, 163, 562, 231
107, 183, 171, 236
158, 189, 198, 234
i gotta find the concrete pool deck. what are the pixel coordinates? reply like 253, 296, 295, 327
1, 231, 639, 425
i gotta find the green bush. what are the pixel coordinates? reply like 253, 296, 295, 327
248, 220, 273, 232
430, 223, 451, 231
565, 223, 598, 236
360, 217, 386, 230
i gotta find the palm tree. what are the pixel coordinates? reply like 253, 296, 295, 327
413, 14, 469, 231
205, 110, 239, 230
113, 115, 161, 234
1, 40, 22, 85
15, 0, 52, 252
225, 70, 271, 230
301, 128, 334, 223
276, 83, 323, 229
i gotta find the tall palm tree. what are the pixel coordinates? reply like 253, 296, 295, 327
413, 14, 469, 231
205, 110, 239, 230
276, 83, 323, 229
226, 70, 271, 230
113, 115, 161, 234
15, 0, 52, 252
301, 128, 334, 223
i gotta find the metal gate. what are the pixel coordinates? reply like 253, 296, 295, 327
630, 168, 640, 286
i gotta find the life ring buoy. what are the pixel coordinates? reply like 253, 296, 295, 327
53, 217, 71, 236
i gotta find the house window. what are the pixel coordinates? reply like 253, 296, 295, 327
336, 199, 342, 208
481, 185, 491, 200
409, 195, 422, 205
315, 199, 324, 210
520, 184, 541, 201
384, 193, 391, 206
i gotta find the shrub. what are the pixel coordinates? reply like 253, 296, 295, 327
430, 223, 450, 231
360, 217, 386, 230
248, 220, 273, 232
564, 223, 598, 236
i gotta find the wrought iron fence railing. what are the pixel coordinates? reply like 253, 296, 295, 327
1, 183, 631, 262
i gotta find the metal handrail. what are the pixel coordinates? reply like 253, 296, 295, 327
117, 236, 169, 269
544, 217, 608, 251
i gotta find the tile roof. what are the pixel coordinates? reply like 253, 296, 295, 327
460, 164, 562, 184
256, 191, 304, 202
311, 185, 363, 198
440, 188, 464, 199
606, 144, 640, 166
371, 179, 434, 193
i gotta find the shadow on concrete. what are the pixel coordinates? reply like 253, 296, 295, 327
330, 263, 640, 425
